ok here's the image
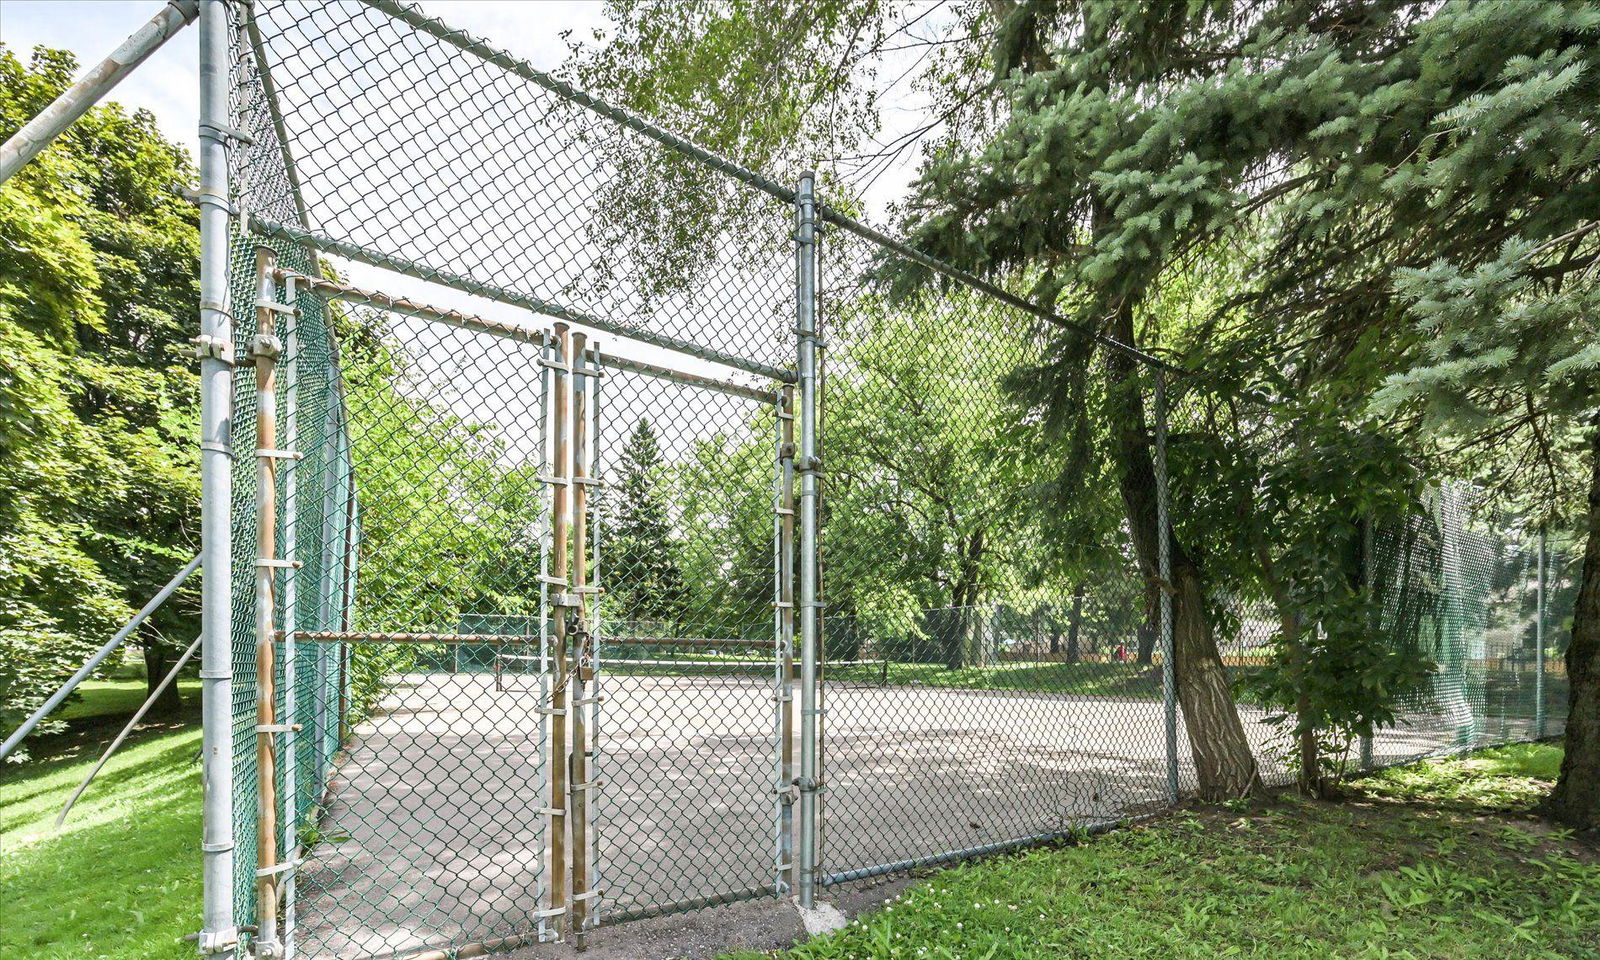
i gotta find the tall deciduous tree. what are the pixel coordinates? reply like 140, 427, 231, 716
1, 45, 200, 740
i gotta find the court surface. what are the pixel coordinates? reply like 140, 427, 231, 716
293, 669, 1488, 958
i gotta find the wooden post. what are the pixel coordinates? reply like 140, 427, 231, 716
548, 323, 572, 938
570, 331, 593, 946
251, 246, 283, 954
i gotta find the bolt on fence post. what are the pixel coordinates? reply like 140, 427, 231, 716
196, 2, 237, 954
1152, 369, 1179, 803
1536, 523, 1547, 740
794, 172, 822, 908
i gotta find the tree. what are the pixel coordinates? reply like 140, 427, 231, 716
823, 290, 1042, 668
673, 426, 776, 637
873, 0, 1598, 808
1, 45, 201, 744
604, 418, 691, 630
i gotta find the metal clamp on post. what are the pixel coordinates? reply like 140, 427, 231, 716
795, 454, 823, 474
191, 926, 239, 956
182, 186, 236, 216
254, 858, 302, 878
251, 936, 284, 960
198, 120, 256, 146
254, 298, 296, 315
253, 723, 301, 734
552, 592, 582, 608
199, 440, 233, 459
192, 333, 235, 365
254, 448, 303, 461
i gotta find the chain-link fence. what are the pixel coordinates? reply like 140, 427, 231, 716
193, 3, 1578, 958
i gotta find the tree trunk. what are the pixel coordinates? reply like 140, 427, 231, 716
1103, 293, 1259, 800
1066, 582, 1084, 664
1546, 419, 1600, 829
1136, 607, 1157, 665
142, 637, 183, 714
944, 530, 986, 670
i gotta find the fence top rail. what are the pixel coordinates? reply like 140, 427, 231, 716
247, 214, 794, 383
273, 267, 781, 404
354, 0, 1173, 373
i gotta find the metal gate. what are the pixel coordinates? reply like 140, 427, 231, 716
236, 246, 796, 957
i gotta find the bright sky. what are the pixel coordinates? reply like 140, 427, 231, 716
0, 0, 611, 157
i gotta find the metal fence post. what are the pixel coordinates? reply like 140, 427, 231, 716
794, 172, 822, 908
774, 386, 797, 896
1536, 524, 1547, 740
1360, 516, 1375, 770
1152, 369, 1179, 803
196, 2, 237, 955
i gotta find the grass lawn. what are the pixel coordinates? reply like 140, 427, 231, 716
54, 678, 203, 723
731, 742, 1600, 960
872, 660, 1157, 697
1, 688, 200, 960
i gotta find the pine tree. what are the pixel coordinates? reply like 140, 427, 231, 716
605, 418, 691, 630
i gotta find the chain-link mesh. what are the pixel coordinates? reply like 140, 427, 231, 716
210, 2, 1578, 955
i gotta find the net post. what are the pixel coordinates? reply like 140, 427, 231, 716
775, 385, 797, 896
196, 4, 237, 950
1536, 523, 1547, 740
250, 245, 285, 959
548, 322, 573, 939
794, 172, 822, 909
1152, 368, 1179, 803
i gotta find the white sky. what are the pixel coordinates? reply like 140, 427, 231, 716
0, 0, 611, 157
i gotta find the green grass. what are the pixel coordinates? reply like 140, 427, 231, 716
0, 690, 200, 960
54, 679, 203, 723
844, 660, 1158, 697
730, 742, 1599, 960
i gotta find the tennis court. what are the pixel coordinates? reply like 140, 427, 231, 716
292, 662, 1249, 959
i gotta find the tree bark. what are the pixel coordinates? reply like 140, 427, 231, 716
1103, 295, 1260, 800
1066, 581, 1084, 664
1546, 419, 1600, 829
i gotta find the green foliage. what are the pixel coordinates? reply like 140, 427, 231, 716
731, 745, 1597, 960
0, 46, 200, 756
328, 301, 547, 721
603, 418, 692, 629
